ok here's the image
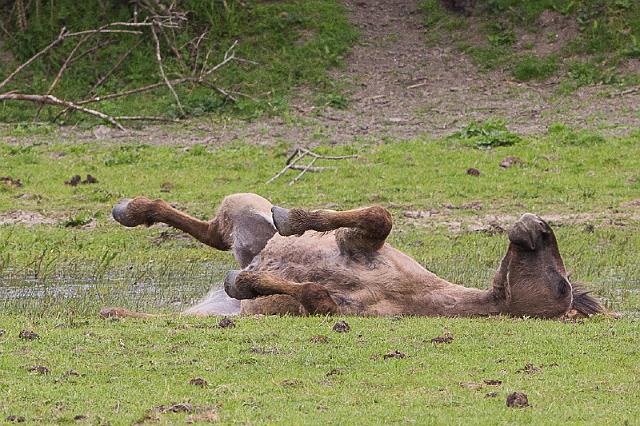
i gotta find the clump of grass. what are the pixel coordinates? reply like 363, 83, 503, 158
547, 123, 606, 145
512, 54, 558, 81
318, 92, 349, 109
420, 0, 466, 42
61, 214, 92, 228
450, 119, 521, 148
567, 60, 619, 86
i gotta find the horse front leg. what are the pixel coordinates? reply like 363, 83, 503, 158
224, 271, 339, 315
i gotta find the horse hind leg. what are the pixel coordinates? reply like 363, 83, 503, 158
112, 193, 277, 268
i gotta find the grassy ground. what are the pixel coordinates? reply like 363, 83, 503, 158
0, 315, 637, 424
1, 127, 639, 314
421, 0, 640, 88
1, 130, 639, 423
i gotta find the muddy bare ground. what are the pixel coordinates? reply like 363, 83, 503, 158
3, 0, 637, 148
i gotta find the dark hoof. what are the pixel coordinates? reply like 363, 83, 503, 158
112, 199, 139, 227
224, 270, 258, 300
271, 206, 296, 236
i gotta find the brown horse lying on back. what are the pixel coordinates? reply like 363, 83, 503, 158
101, 193, 604, 319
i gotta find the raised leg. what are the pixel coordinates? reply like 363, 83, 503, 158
112, 193, 276, 267
224, 270, 339, 315
106, 193, 278, 318
271, 205, 392, 255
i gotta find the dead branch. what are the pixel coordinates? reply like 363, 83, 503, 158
267, 147, 358, 185
35, 33, 92, 121
289, 156, 318, 186
115, 115, 180, 122
289, 165, 336, 172
266, 151, 306, 184
0, 93, 124, 130
297, 148, 358, 161
0, 5, 242, 130
0, 27, 67, 91
150, 22, 184, 116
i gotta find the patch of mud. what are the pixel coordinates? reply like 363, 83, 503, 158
332, 320, 351, 333
383, 350, 406, 359
506, 391, 530, 408
430, 333, 454, 344
0, 210, 57, 226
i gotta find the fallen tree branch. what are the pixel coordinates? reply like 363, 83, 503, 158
150, 22, 184, 116
115, 115, 180, 122
0, 8, 242, 130
0, 27, 67, 91
289, 164, 336, 172
267, 147, 358, 185
289, 156, 318, 186
0, 93, 125, 130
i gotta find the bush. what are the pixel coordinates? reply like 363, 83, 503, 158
450, 119, 521, 149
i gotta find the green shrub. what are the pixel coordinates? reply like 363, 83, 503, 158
450, 119, 521, 149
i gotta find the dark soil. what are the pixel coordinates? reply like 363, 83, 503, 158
18, 330, 39, 340
310, 335, 329, 343
1, 176, 23, 188
189, 377, 208, 387
217, 317, 235, 328
28, 365, 50, 375
332, 320, 351, 333
383, 350, 406, 359
506, 391, 530, 408
430, 333, 454, 344
517, 363, 542, 374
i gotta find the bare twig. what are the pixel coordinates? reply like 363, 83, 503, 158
266, 151, 306, 184
35, 33, 92, 121
289, 164, 336, 172
407, 81, 428, 89
0, 93, 124, 130
202, 40, 238, 77
297, 148, 358, 161
0, 27, 66, 91
618, 88, 638, 96
267, 148, 358, 184
66, 29, 143, 36
115, 115, 180, 122
196, 80, 237, 102
150, 22, 184, 116
289, 156, 318, 185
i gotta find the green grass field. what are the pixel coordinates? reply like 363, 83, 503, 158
2, 0, 640, 423
2, 125, 639, 423
1, 315, 637, 424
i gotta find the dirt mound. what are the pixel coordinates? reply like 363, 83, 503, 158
0, 211, 57, 226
